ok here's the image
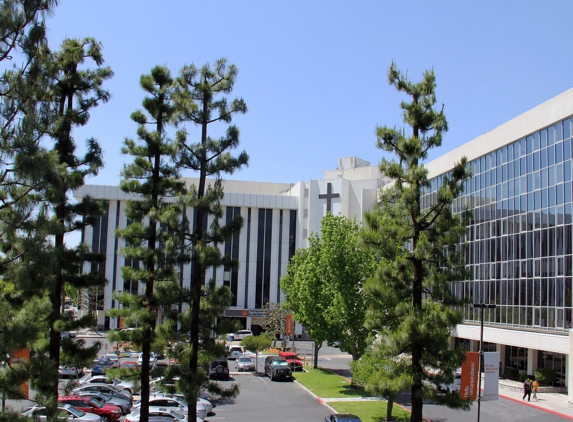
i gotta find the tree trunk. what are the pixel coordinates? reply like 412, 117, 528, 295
387, 398, 394, 421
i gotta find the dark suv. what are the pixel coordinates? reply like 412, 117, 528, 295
264, 357, 292, 381
209, 359, 230, 381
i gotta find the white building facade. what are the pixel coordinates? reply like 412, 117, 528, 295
76, 87, 573, 399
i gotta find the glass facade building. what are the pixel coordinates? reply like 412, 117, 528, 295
423, 89, 573, 392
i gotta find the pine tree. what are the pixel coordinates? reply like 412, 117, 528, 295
361, 62, 471, 422
114, 65, 186, 421
173, 58, 248, 419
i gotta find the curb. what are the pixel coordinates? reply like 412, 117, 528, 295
498, 392, 573, 421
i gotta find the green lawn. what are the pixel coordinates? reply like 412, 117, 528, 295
294, 368, 412, 422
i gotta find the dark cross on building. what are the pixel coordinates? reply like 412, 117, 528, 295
319, 182, 340, 213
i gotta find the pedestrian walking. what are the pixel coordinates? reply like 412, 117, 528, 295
522, 378, 532, 401
532, 379, 540, 400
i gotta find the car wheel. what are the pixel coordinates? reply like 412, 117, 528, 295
215, 365, 224, 374
102, 417, 111, 422
270, 372, 274, 381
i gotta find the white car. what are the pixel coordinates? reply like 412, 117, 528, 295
150, 392, 215, 414
59, 366, 83, 378
227, 329, 252, 341
22, 404, 104, 421
228, 345, 244, 360
104, 353, 120, 368
81, 375, 136, 394
133, 396, 208, 420
125, 406, 203, 422
137, 352, 158, 367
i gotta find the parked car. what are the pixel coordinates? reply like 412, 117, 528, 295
227, 329, 252, 341
75, 391, 132, 415
125, 406, 203, 421
438, 369, 462, 393
121, 360, 139, 370
264, 357, 292, 381
150, 393, 214, 415
59, 366, 83, 378
324, 414, 362, 422
279, 351, 304, 371
132, 396, 207, 420
73, 384, 133, 404
104, 354, 120, 368
228, 345, 244, 360
209, 359, 230, 381
81, 375, 136, 394
137, 351, 158, 368
21, 404, 104, 421
58, 395, 122, 422
235, 356, 255, 372
91, 358, 113, 376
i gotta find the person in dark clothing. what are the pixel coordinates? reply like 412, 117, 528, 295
522, 378, 532, 401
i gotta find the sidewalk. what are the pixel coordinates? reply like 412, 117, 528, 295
496, 379, 573, 421
323, 367, 573, 421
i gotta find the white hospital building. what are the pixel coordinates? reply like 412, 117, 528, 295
76, 87, 573, 399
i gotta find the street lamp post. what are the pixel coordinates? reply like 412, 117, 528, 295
473, 303, 496, 422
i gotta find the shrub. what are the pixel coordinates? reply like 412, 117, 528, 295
535, 367, 557, 386
504, 367, 519, 379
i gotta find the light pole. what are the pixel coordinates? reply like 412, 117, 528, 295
473, 303, 496, 422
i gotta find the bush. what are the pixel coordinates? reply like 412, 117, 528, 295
504, 367, 519, 379
535, 367, 557, 386
518, 373, 536, 383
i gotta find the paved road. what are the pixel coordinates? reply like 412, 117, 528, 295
207, 371, 330, 422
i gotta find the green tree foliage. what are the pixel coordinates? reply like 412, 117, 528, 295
351, 346, 411, 421
0, 2, 57, 412
172, 58, 248, 418
361, 62, 471, 422
259, 302, 288, 349
241, 335, 272, 373
113, 65, 186, 421
282, 213, 376, 368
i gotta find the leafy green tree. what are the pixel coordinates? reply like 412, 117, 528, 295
351, 346, 411, 421
173, 58, 248, 419
241, 335, 272, 373
361, 62, 471, 422
259, 302, 288, 349
113, 65, 186, 421
282, 214, 376, 369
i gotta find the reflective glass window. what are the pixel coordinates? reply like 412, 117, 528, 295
557, 163, 563, 184
541, 129, 547, 149
556, 142, 563, 163
508, 143, 514, 161
540, 148, 547, 168
564, 139, 571, 160
541, 188, 548, 209
533, 151, 540, 171
565, 161, 572, 182
535, 191, 541, 210
549, 187, 556, 207
565, 118, 572, 140
537, 170, 543, 190
549, 166, 555, 186
520, 157, 526, 176
527, 136, 533, 154
565, 182, 572, 203
527, 154, 533, 173
548, 145, 555, 166
534, 133, 540, 151
490, 168, 496, 184
556, 121, 563, 142
548, 126, 555, 146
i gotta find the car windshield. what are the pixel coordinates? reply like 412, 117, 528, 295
239, 358, 252, 363
64, 405, 85, 417
89, 397, 104, 408
274, 361, 289, 366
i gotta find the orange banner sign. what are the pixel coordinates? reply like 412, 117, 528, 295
285, 314, 294, 336
460, 351, 479, 400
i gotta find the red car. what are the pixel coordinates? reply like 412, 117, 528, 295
279, 351, 304, 371
58, 395, 122, 422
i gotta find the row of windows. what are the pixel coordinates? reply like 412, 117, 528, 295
468, 257, 573, 280
454, 278, 572, 308
462, 305, 572, 332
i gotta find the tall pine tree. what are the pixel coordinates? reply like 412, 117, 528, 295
115, 65, 186, 421
361, 62, 471, 422
174, 58, 248, 419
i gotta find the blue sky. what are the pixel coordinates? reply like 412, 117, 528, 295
46, 1, 573, 186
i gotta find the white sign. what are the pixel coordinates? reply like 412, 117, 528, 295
483, 352, 500, 400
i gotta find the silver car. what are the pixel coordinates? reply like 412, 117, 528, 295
235, 357, 255, 371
